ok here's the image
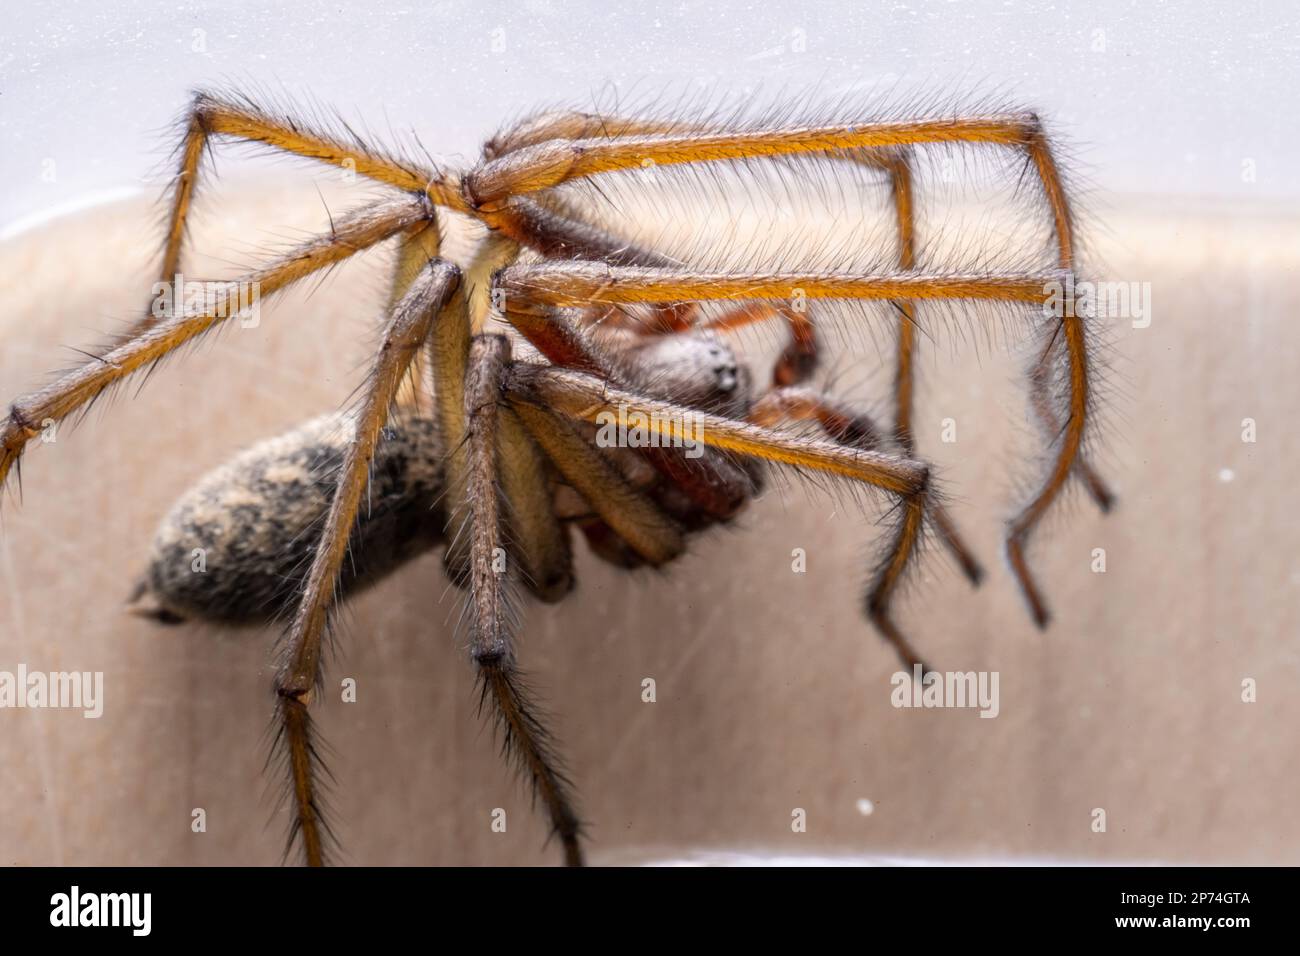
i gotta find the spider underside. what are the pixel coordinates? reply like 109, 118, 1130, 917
0, 90, 1113, 866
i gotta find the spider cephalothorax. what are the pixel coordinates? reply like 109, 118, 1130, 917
0, 90, 1112, 866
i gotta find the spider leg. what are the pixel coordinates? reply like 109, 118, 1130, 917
1029, 334, 1115, 512
748, 386, 888, 451
679, 290, 982, 587
509, 400, 685, 565
0, 196, 428, 495
155, 93, 689, 342
488, 109, 912, 368
483, 112, 896, 369
506, 364, 933, 669
486, 110, 1113, 461
143, 91, 467, 336
274, 257, 461, 866
1004, 138, 1105, 627
386, 218, 444, 410
483, 109, 825, 362
431, 235, 574, 601
878, 150, 919, 443
1015, 137, 1113, 508
497, 260, 1058, 310
470, 115, 1114, 612
498, 260, 1079, 625
488, 195, 682, 268
748, 386, 945, 669
466, 112, 1060, 211
483, 110, 1108, 617
1007, 331, 1088, 628
506, 364, 925, 492
481, 193, 729, 345
877, 149, 986, 586
870, 146, 1103, 583
482, 110, 1108, 529
463, 335, 583, 867
484, 110, 689, 159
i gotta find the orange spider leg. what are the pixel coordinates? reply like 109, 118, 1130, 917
1, 197, 429, 492
143, 92, 466, 337
747, 384, 942, 668
508, 364, 934, 668
497, 261, 1060, 655
275, 258, 460, 865
463, 335, 584, 866
471, 111, 1113, 623
428, 233, 574, 601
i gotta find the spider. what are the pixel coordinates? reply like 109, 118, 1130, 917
0, 89, 1114, 866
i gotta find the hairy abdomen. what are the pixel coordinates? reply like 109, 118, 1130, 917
132, 412, 445, 626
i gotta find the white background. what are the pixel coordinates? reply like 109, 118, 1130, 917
2, 0, 1297, 233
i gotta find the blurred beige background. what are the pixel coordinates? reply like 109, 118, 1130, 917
0, 175, 1296, 866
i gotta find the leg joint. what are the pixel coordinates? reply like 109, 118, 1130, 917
907, 463, 932, 500
473, 647, 510, 669
276, 681, 313, 704
189, 91, 217, 132
5, 404, 38, 444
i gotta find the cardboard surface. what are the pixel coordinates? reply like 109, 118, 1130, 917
0, 181, 1295, 865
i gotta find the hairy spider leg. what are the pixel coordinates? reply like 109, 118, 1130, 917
470, 110, 1115, 624
463, 335, 584, 866
425, 232, 574, 602
497, 261, 1059, 661
507, 362, 934, 668
274, 258, 460, 866
1, 197, 427, 493
143, 92, 466, 338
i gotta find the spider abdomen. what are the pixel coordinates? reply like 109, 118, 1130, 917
131, 412, 445, 626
